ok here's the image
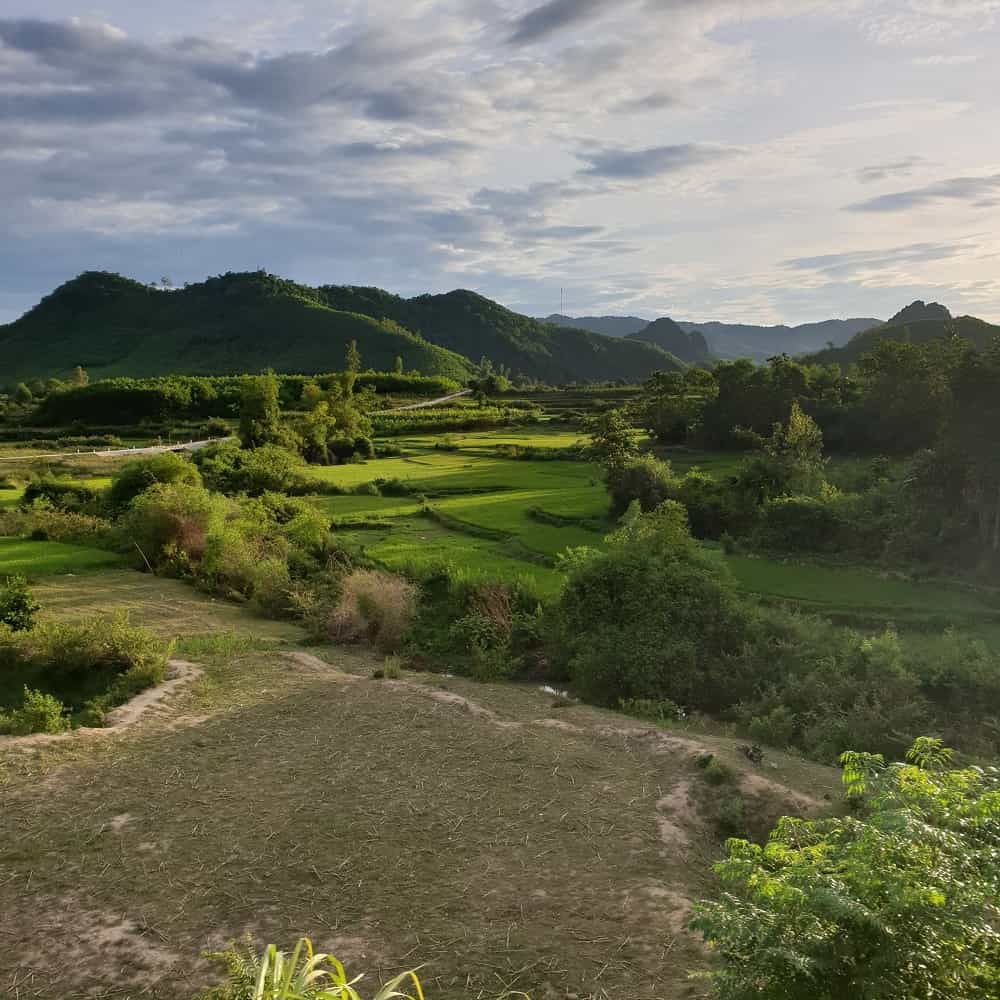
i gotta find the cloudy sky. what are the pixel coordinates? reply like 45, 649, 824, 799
2, 1, 999, 326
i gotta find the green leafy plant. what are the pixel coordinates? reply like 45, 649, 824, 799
692, 738, 1000, 999
198, 936, 426, 1000
0, 574, 39, 631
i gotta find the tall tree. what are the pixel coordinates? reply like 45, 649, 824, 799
238, 372, 282, 449
341, 339, 361, 397
70, 365, 89, 387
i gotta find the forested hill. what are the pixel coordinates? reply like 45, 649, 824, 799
625, 317, 711, 363
316, 285, 684, 382
0, 271, 683, 384
0, 272, 474, 382
805, 301, 1000, 366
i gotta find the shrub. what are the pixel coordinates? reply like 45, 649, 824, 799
753, 493, 848, 553
667, 469, 751, 539
0, 575, 39, 632
353, 435, 375, 459
22, 476, 100, 513
193, 442, 306, 496
553, 502, 758, 711
606, 454, 675, 517
0, 613, 170, 732
692, 739, 1000, 1000
328, 569, 419, 651
119, 482, 227, 569
107, 451, 203, 514
204, 417, 232, 438
1, 686, 70, 736
0, 506, 112, 546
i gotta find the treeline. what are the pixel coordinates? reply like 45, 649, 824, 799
639, 337, 972, 455
625, 337, 1000, 580
27, 372, 461, 426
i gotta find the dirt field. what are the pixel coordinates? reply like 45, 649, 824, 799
0, 576, 839, 1000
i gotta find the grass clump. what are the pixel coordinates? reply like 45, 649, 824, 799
328, 569, 419, 652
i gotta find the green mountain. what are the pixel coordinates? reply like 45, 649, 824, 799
806, 301, 1000, 366
0, 271, 474, 383
0, 271, 684, 385
625, 317, 711, 363
316, 285, 685, 382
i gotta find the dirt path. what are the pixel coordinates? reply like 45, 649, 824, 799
0, 645, 836, 1000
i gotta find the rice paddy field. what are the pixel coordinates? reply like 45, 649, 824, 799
304, 427, 1000, 640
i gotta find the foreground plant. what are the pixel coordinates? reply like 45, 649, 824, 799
198, 937, 425, 1000
692, 737, 1000, 999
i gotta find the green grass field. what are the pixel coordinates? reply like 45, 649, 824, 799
0, 537, 125, 578
303, 430, 1000, 641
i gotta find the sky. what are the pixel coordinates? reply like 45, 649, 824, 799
2, 0, 999, 326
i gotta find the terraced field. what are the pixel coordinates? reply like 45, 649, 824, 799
307, 429, 1000, 640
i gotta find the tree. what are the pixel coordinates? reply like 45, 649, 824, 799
692, 737, 1000, 1000
638, 368, 717, 444
469, 357, 510, 402
737, 401, 826, 503
70, 365, 89, 387
587, 408, 638, 472
341, 340, 361, 397
238, 372, 283, 449
13, 382, 32, 405
393, 355, 404, 375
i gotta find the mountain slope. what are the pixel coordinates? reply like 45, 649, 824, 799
316, 286, 685, 382
676, 318, 883, 360
625, 317, 711, 363
0, 271, 474, 383
543, 313, 649, 337
806, 308, 1000, 366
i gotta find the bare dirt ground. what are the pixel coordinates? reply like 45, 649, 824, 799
0, 579, 840, 1000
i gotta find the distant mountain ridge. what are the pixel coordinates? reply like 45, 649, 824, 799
0, 271, 684, 385
545, 311, 883, 361
544, 313, 648, 337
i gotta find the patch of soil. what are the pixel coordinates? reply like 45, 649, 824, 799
655, 781, 693, 850
12, 896, 183, 991
741, 772, 824, 813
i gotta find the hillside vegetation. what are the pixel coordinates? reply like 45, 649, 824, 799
0, 271, 684, 386
316, 284, 685, 382
807, 300, 1000, 365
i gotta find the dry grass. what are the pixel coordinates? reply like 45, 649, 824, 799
329, 569, 419, 651
0, 572, 840, 1000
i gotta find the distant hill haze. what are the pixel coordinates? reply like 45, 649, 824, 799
545, 312, 883, 361
0, 271, 684, 385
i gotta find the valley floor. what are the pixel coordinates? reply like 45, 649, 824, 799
0, 572, 837, 1000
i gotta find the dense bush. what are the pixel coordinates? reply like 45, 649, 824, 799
0, 575, 39, 632
106, 452, 202, 513
22, 476, 100, 513
0, 613, 171, 732
0, 506, 113, 546
606, 454, 676, 517
553, 502, 758, 709
193, 442, 306, 496
119, 482, 226, 568
694, 739, 1000, 1000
